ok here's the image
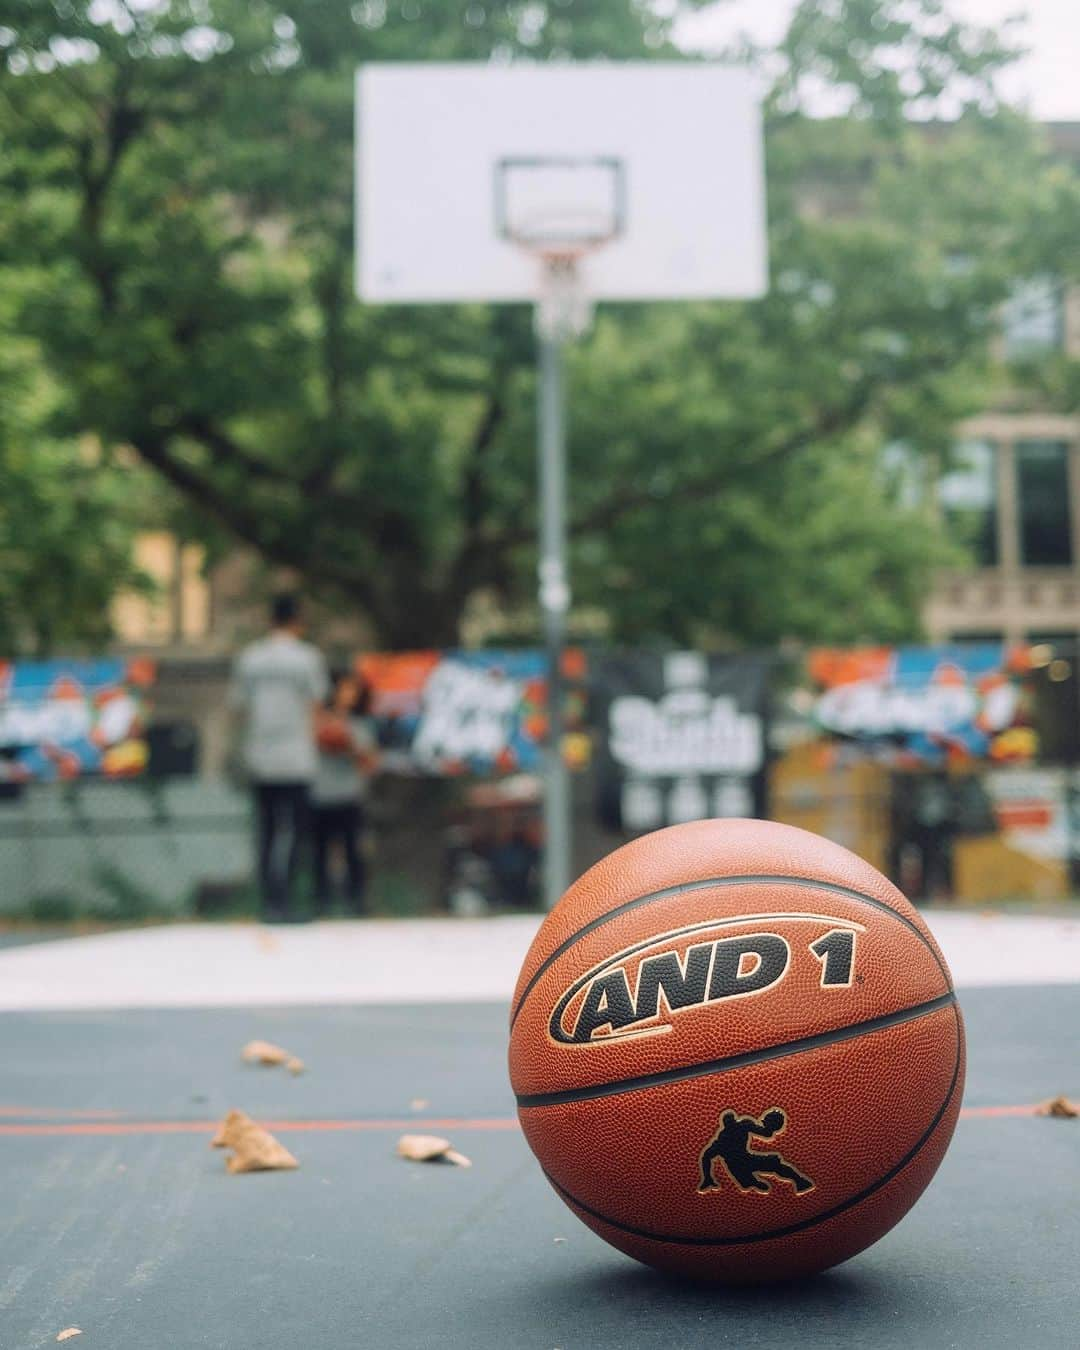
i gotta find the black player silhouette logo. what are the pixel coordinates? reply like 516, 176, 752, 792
698, 1108, 814, 1196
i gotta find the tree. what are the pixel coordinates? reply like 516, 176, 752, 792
1, 0, 1078, 649
0, 287, 148, 656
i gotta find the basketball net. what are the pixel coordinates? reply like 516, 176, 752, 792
535, 249, 594, 344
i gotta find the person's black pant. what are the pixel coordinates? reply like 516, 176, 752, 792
253, 781, 309, 920
312, 801, 366, 914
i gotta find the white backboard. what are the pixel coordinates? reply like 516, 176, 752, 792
355, 63, 767, 305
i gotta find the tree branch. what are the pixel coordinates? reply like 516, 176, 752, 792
446, 380, 507, 591
497, 381, 879, 550
301, 259, 350, 494
131, 435, 384, 615
74, 70, 144, 314
177, 413, 300, 486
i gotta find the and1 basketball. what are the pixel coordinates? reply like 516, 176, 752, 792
508, 819, 964, 1282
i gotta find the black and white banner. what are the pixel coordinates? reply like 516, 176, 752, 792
593, 651, 771, 832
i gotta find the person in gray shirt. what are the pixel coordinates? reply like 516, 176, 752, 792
229, 594, 328, 921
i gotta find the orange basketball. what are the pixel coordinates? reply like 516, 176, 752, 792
508, 819, 964, 1282
316, 719, 352, 754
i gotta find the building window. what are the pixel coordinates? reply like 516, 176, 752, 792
939, 440, 998, 566
1016, 440, 1073, 567
1002, 278, 1063, 360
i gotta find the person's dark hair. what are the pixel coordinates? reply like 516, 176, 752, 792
327, 667, 373, 717
271, 592, 300, 628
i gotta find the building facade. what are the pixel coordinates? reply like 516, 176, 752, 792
925, 275, 1080, 644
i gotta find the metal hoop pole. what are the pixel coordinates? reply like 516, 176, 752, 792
537, 328, 572, 910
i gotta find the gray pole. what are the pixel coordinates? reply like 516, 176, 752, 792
537, 331, 572, 909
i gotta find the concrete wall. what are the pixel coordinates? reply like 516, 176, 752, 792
0, 780, 251, 916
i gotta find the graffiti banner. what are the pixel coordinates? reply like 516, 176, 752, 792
592, 651, 771, 832
358, 650, 586, 777
0, 658, 156, 783
804, 645, 1037, 764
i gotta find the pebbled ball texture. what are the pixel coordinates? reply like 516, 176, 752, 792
508, 819, 965, 1283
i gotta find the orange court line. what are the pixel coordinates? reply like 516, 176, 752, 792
959, 1103, 1049, 1118
0, 1105, 1058, 1137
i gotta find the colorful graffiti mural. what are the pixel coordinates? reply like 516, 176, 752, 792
0, 658, 156, 782
357, 650, 587, 777
805, 644, 1037, 765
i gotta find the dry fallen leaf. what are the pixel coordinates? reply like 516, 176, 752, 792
1035, 1096, 1079, 1118
57, 1332, 82, 1343
241, 1039, 290, 1066
396, 1133, 471, 1168
240, 1040, 304, 1074
211, 1108, 246, 1148
212, 1109, 299, 1173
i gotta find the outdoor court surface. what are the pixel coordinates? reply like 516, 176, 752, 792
1, 915, 1078, 1349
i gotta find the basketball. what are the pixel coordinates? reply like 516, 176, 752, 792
509, 819, 965, 1282
316, 719, 352, 754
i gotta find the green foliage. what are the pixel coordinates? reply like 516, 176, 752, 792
18, 875, 183, 924
0, 288, 151, 655
772, 0, 1020, 122
87, 859, 168, 921
24, 890, 78, 924
1, 0, 1078, 651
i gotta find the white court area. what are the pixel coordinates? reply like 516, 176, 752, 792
0, 909, 1078, 1011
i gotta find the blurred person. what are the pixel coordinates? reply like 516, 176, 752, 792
310, 669, 379, 916
889, 770, 956, 903
230, 593, 328, 922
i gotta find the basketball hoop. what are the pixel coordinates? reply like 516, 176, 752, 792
494, 156, 626, 345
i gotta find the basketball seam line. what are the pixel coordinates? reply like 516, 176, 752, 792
515, 991, 956, 1108
510, 873, 950, 1028
539, 1000, 964, 1247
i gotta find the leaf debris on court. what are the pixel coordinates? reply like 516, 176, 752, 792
396, 1134, 471, 1167
1035, 1095, 1079, 1118
212, 1109, 299, 1173
240, 1040, 305, 1074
